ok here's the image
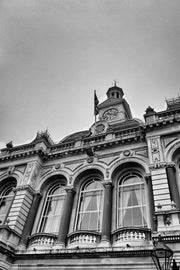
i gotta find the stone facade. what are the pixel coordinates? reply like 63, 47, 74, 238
0, 85, 180, 269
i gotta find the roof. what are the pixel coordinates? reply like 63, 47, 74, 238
59, 130, 91, 143
109, 118, 143, 132
60, 118, 143, 144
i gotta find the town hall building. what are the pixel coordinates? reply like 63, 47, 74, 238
0, 84, 180, 269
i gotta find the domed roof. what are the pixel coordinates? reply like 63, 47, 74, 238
106, 85, 124, 99
60, 130, 91, 143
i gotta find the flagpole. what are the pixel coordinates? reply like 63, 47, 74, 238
94, 90, 97, 125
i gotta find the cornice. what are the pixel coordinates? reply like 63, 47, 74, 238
0, 128, 146, 163
145, 114, 180, 131
15, 247, 152, 259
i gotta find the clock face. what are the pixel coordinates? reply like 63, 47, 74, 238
102, 108, 118, 121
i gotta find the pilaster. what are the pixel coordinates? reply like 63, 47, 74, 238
7, 161, 41, 236
7, 186, 34, 235
18, 192, 42, 249
150, 164, 171, 211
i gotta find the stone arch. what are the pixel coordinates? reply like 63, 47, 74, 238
110, 159, 152, 232
36, 170, 69, 191
165, 139, 180, 163
31, 172, 68, 235
72, 163, 106, 187
0, 171, 21, 187
165, 139, 180, 202
109, 156, 149, 181
69, 167, 104, 234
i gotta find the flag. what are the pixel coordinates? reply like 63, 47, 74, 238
94, 90, 99, 115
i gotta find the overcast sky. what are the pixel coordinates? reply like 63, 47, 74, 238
0, 0, 180, 147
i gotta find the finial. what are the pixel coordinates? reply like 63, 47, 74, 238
113, 80, 119, 87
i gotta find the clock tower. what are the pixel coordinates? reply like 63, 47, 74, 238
98, 84, 132, 124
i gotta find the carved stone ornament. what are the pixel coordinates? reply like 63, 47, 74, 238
96, 124, 105, 134
166, 162, 175, 168
87, 157, 94, 163
164, 214, 172, 226
54, 163, 61, 170
149, 162, 167, 170
151, 139, 160, 163
123, 150, 131, 157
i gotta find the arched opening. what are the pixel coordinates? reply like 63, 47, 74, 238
0, 177, 16, 225
76, 179, 103, 231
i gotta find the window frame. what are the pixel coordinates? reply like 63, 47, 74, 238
117, 172, 148, 229
0, 182, 16, 225
75, 177, 104, 232
37, 183, 66, 234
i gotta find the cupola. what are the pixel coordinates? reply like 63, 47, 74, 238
106, 83, 124, 100
97, 83, 132, 123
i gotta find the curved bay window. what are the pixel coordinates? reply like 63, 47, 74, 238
118, 173, 147, 228
76, 179, 103, 231
0, 184, 15, 225
38, 184, 66, 234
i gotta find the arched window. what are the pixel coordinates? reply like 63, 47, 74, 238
118, 173, 147, 228
76, 179, 103, 231
38, 184, 66, 234
0, 184, 15, 224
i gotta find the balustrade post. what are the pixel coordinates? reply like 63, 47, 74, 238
18, 192, 42, 249
54, 187, 75, 248
166, 163, 180, 209
99, 181, 112, 247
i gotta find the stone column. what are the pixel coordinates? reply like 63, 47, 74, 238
145, 174, 156, 230
166, 163, 180, 209
100, 182, 112, 247
18, 192, 42, 249
54, 187, 75, 248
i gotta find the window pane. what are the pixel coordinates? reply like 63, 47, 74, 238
39, 185, 66, 234
118, 174, 147, 228
0, 185, 15, 224
77, 180, 103, 231
123, 209, 132, 227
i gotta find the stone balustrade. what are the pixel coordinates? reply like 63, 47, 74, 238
67, 231, 101, 248
112, 227, 152, 247
28, 233, 57, 250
